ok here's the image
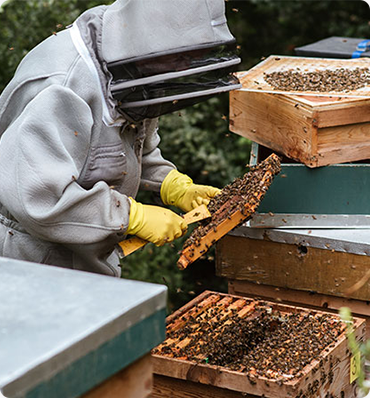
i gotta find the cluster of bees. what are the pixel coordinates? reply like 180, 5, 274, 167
264, 67, 370, 92
154, 295, 345, 382
183, 155, 281, 251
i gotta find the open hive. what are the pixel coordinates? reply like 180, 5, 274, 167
152, 291, 366, 398
238, 55, 370, 97
229, 56, 370, 168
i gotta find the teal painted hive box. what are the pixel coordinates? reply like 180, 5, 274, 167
250, 142, 370, 228
0, 258, 167, 398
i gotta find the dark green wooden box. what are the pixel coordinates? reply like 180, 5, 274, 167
250, 143, 370, 228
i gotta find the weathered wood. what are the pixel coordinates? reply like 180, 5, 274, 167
160, 299, 253, 359
152, 375, 252, 398
152, 291, 366, 398
165, 290, 215, 325
216, 235, 370, 301
152, 375, 257, 398
230, 90, 317, 166
167, 293, 221, 333
152, 373, 359, 398
228, 279, 370, 339
317, 122, 370, 166
83, 354, 152, 398
163, 296, 235, 355
230, 64, 370, 167
310, 97, 370, 128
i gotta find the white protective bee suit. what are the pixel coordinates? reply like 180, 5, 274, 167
0, 0, 241, 276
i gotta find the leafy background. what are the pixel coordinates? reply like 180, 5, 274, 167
0, 0, 369, 312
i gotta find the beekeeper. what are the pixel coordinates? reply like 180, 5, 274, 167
0, 0, 241, 276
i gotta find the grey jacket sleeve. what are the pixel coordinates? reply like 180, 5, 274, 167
139, 118, 175, 192
0, 84, 130, 245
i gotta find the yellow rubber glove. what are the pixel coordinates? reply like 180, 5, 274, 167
161, 169, 221, 213
126, 198, 188, 246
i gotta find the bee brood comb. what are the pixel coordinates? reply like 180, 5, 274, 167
177, 153, 281, 270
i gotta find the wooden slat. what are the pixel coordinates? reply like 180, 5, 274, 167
83, 354, 152, 398
188, 301, 257, 360
317, 122, 370, 166
157, 291, 279, 364
191, 296, 234, 325
238, 83, 370, 129
295, 95, 361, 105
216, 235, 370, 301
165, 290, 211, 325
152, 375, 256, 398
312, 99, 370, 128
166, 294, 221, 333
152, 355, 291, 397
160, 296, 236, 355
228, 279, 370, 339
161, 298, 248, 356
153, 370, 361, 398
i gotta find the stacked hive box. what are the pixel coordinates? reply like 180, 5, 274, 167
216, 221, 370, 339
216, 145, 370, 337
152, 55, 370, 397
216, 56, 370, 338
230, 56, 370, 168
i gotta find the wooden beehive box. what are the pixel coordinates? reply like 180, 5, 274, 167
229, 55, 370, 167
216, 228, 370, 338
152, 291, 365, 398
214, 142, 370, 340
249, 143, 370, 228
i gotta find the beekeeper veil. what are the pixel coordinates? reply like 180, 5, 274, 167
101, 0, 241, 122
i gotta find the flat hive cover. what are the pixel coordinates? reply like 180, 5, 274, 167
0, 258, 166, 397
295, 37, 370, 59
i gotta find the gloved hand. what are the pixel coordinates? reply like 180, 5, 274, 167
126, 198, 188, 246
161, 169, 221, 213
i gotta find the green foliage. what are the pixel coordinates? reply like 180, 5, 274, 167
339, 307, 370, 394
0, 0, 110, 91
159, 98, 251, 187
226, 1, 370, 71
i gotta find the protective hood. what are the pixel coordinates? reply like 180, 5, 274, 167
76, 0, 241, 123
